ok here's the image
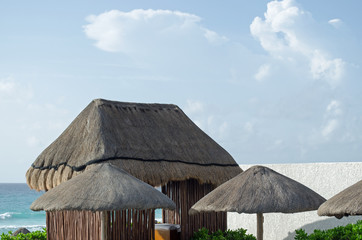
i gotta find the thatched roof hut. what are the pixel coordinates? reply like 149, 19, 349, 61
26, 99, 242, 240
318, 180, 362, 219
190, 166, 326, 240
26, 99, 241, 191
31, 163, 175, 240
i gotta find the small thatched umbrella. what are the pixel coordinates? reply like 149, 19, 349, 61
190, 166, 326, 240
31, 163, 175, 240
318, 180, 362, 219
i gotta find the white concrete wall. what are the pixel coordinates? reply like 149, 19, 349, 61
227, 162, 362, 240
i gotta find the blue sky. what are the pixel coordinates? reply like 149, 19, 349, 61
1, 0, 361, 182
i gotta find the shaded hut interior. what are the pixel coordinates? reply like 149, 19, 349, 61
27, 99, 242, 239
162, 180, 227, 240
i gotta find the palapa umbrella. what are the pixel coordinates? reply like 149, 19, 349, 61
31, 163, 176, 240
318, 179, 362, 219
190, 166, 326, 240
26, 99, 241, 191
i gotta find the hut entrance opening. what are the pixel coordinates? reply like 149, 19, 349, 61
162, 179, 227, 240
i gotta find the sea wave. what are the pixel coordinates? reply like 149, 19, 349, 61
0, 225, 45, 229
0, 211, 44, 221
0, 212, 19, 220
0, 224, 46, 234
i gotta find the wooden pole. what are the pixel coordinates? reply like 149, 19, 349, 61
101, 211, 107, 240
256, 213, 264, 240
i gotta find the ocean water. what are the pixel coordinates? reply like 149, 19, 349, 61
0, 183, 45, 234
0, 183, 162, 234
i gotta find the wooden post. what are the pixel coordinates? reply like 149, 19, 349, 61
101, 211, 108, 240
256, 213, 264, 240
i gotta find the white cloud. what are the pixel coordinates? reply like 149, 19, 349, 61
310, 50, 344, 87
191, 113, 230, 141
182, 100, 233, 142
203, 29, 228, 45
321, 100, 343, 139
83, 9, 233, 82
250, 0, 306, 54
84, 9, 228, 53
250, 0, 345, 86
326, 100, 342, 116
0, 77, 33, 103
204, 116, 230, 140
184, 100, 204, 115
328, 18, 342, 28
254, 64, 271, 81
322, 119, 338, 138
0, 78, 15, 93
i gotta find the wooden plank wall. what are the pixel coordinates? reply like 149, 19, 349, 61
46, 209, 155, 240
46, 210, 101, 240
162, 179, 227, 240
107, 209, 155, 240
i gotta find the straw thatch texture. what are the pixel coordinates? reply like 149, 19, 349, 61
26, 99, 241, 191
30, 163, 175, 211
190, 165, 326, 214
318, 180, 362, 218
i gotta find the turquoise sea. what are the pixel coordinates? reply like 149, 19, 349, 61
0, 183, 45, 234
0, 183, 162, 234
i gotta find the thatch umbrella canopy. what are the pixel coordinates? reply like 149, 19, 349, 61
190, 166, 326, 240
31, 163, 176, 211
318, 180, 362, 219
26, 99, 241, 191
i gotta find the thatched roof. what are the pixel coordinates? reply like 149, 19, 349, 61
26, 99, 241, 191
190, 165, 326, 214
31, 163, 176, 211
318, 180, 362, 218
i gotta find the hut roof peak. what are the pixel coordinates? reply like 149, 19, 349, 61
92, 98, 179, 110
29, 98, 238, 170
